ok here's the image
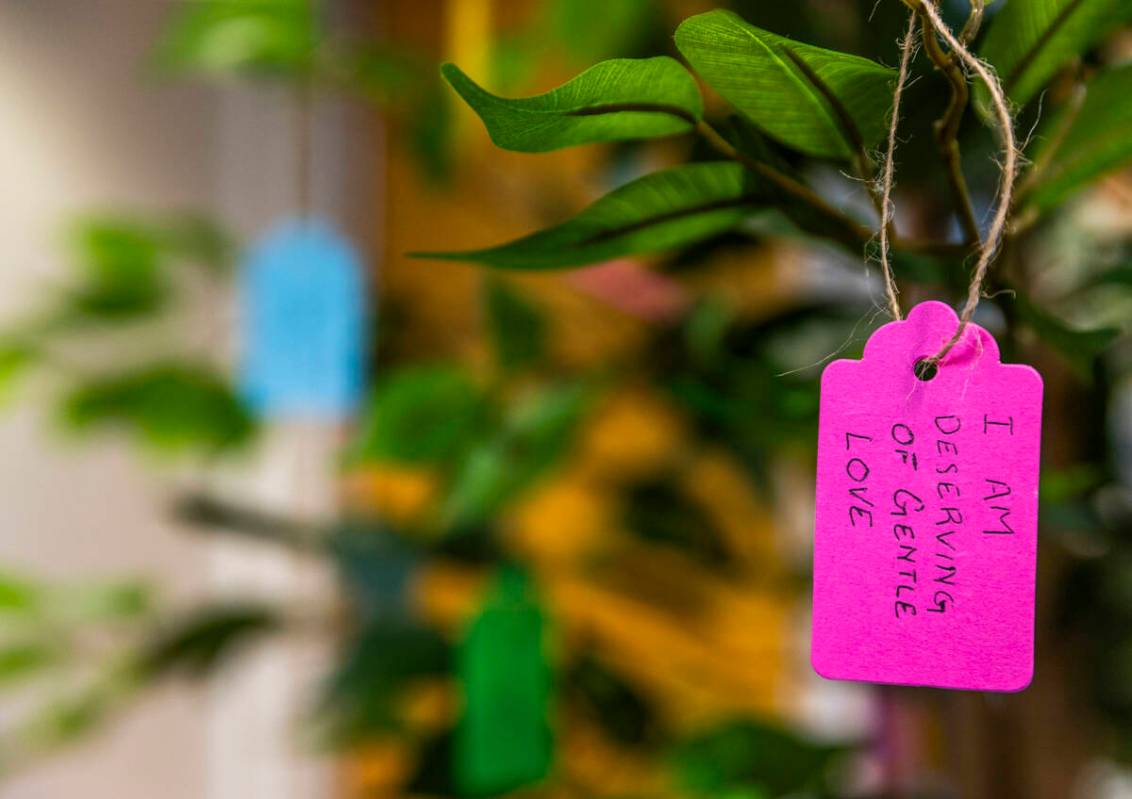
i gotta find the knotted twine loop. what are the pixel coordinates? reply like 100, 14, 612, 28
877, 1, 1018, 369
877, 11, 921, 322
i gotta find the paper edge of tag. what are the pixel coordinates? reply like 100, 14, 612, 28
810, 301, 1043, 694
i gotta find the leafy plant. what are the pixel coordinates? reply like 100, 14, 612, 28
0, 570, 277, 772
409, 2, 1132, 795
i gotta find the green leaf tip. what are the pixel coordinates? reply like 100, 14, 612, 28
441, 57, 703, 152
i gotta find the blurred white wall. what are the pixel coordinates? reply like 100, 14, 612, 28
0, 2, 379, 797
0, 3, 217, 797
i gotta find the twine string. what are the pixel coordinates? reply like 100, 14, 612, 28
876, 1, 1018, 367
876, 11, 921, 322
915, 0, 1018, 367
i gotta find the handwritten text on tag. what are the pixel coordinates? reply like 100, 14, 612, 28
811, 301, 1042, 692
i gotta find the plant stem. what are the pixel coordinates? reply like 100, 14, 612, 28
917, 3, 982, 246
960, 0, 986, 44
695, 120, 872, 247
295, 80, 314, 217
697, 121, 973, 258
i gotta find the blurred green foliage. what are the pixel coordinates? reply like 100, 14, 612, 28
0, 214, 249, 456
484, 279, 547, 372
352, 364, 488, 466
1022, 63, 1132, 215
63, 214, 234, 323
156, 0, 319, 76
671, 720, 845, 798
0, 570, 282, 772
61, 363, 254, 454
154, 0, 461, 180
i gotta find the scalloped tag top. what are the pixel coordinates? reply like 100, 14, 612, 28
811, 301, 1043, 692
239, 218, 366, 420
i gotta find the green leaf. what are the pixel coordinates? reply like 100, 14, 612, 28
1088, 261, 1132, 288
350, 364, 487, 465
408, 83, 457, 184
36, 214, 237, 332
443, 446, 514, 530
67, 219, 165, 320
61, 363, 255, 453
344, 46, 457, 183
175, 493, 321, 549
1039, 463, 1105, 504
155, 0, 317, 78
27, 688, 116, 749
484, 280, 547, 372
160, 214, 236, 272
623, 478, 730, 567
71, 581, 154, 622
319, 620, 450, 739
1024, 65, 1132, 213
55, 214, 231, 325
441, 57, 702, 152
415, 162, 762, 270
343, 45, 424, 103
445, 383, 590, 528
685, 298, 736, 370
670, 719, 843, 798
136, 603, 281, 679
566, 655, 658, 747
0, 642, 59, 686
456, 567, 551, 796
979, 0, 1132, 108
674, 9, 895, 159
1014, 294, 1120, 380
544, 0, 657, 67
0, 572, 42, 615
0, 344, 36, 405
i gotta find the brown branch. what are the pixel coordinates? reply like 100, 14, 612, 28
917, 4, 982, 246
695, 120, 873, 247
696, 120, 967, 257
960, 0, 986, 44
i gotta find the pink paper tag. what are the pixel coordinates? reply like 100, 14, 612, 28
812, 301, 1043, 692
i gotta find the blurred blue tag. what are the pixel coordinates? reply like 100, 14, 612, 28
239, 218, 366, 419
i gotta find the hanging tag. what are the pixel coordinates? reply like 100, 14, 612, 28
455, 567, 552, 796
238, 218, 366, 420
811, 301, 1042, 692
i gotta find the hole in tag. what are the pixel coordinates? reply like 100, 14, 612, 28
913, 358, 938, 381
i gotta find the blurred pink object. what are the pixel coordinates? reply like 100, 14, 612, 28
567, 259, 689, 321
